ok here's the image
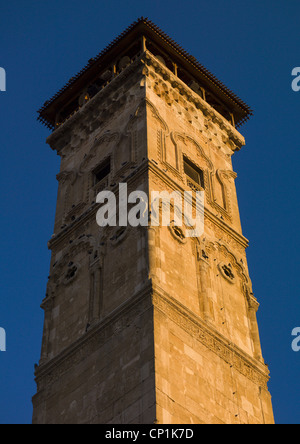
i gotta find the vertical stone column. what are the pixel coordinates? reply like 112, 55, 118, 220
136, 226, 148, 291
147, 226, 158, 283
88, 258, 103, 326
245, 286, 263, 362
197, 246, 213, 322
39, 290, 54, 365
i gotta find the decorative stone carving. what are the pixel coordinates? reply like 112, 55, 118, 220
168, 221, 186, 244
51, 235, 96, 286
110, 226, 129, 246
63, 262, 79, 285
218, 262, 236, 284
244, 285, 263, 362
143, 51, 245, 151
152, 289, 270, 390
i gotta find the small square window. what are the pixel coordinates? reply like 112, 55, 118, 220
93, 158, 111, 185
184, 157, 204, 189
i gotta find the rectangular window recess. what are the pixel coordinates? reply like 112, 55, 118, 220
93, 158, 111, 185
183, 157, 205, 189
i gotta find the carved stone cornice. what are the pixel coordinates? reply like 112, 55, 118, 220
244, 285, 260, 312
34, 278, 270, 394
48, 203, 98, 251
143, 51, 245, 152
46, 55, 147, 153
49, 158, 249, 255
34, 280, 153, 390
46, 50, 245, 155
151, 283, 270, 389
40, 295, 54, 312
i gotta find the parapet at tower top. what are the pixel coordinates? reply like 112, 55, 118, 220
38, 17, 253, 131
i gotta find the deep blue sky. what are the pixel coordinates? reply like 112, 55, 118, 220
0, 0, 299, 424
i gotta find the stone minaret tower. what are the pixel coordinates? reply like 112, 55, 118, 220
32, 18, 274, 424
